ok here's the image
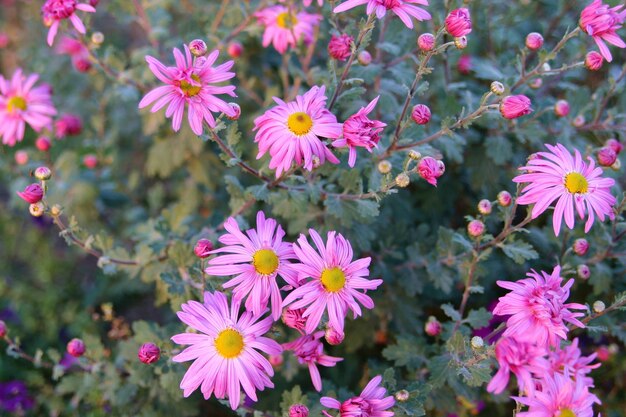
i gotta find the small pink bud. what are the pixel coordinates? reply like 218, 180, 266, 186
605, 138, 623, 154
194, 238, 213, 258
83, 154, 98, 169
572, 238, 589, 256
417, 33, 435, 52
595, 346, 611, 362
445, 8, 472, 37
395, 390, 410, 402
289, 404, 309, 417
425, 316, 441, 336
0, 33, 9, 48
572, 115, 585, 128
577, 264, 590, 280
138, 342, 160, 364
417, 156, 444, 186
55, 114, 82, 138
34, 166, 52, 181
554, 100, 570, 117
269, 354, 284, 368
528, 78, 543, 89
477, 199, 492, 215
89, 0, 99, 6
226, 103, 241, 120
328, 34, 353, 61
454, 36, 468, 50
282, 308, 306, 331
357, 50, 372, 66
457, 55, 471, 74
227, 41, 243, 58
17, 184, 44, 204
497, 191, 512, 207
584, 51, 603, 71
411, 104, 431, 125
67, 338, 86, 357
35, 136, 51, 152
73, 56, 92, 72
467, 219, 485, 237
525, 32, 544, 50
15, 150, 29, 165
597, 147, 617, 167
0, 320, 6, 337
189, 39, 208, 57
324, 327, 344, 345
500, 95, 533, 119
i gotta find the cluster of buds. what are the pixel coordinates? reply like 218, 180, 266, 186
597, 138, 622, 169
16, 166, 56, 218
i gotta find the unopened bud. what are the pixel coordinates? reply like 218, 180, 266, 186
611, 158, 621, 171
477, 199, 492, 215
592, 300, 605, 313
188, 39, 208, 57
0, 320, 6, 337
490, 81, 505, 95
408, 150, 422, 160
324, 327, 344, 345
138, 342, 161, 364
15, 150, 28, 165
597, 147, 617, 167
395, 390, 410, 402
36, 136, 51, 152
227, 41, 243, 58
454, 36, 468, 49
572, 115, 585, 128
50, 204, 63, 217
425, 316, 441, 336
497, 191, 512, 207
289, 404, 309, 417
194, 239, 213, 258
34, 166, 52, 181
554, 100, 570, 117
577, 264, 590, 280
471, 336, 484, 349
529, 78, 542, 89
417, 33, 435, 52
378, 160, 392, 174
67, 338, 86, 357
357, 50, 372, 66
572, 238, 589, 256
525, 32, 544, 50
395, 173, 410, 188
467, 219, 485, 237
226, 103, 241, 120
269, 354, 284, 368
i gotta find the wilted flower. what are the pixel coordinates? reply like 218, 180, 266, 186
283, 331, 342, 391
500, 95, 533, 119
328, 34, 353, 61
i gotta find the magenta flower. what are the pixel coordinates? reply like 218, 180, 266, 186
513, 143, 616, 236
417, 33, 435, 51
579, 0, 626, 62
584, 51, 604, 70
328, 34, 353, 61
548, 338, 600, 388
138, 343, 161, 364
417, 156, 445, 186
171, 291, 282, 410
253, 85, 342, 177
445, 8, 472, 37
332, 96, 386, 167
205, 211, 299, 320
320, 375, 395, 417
493, 266, 587, 349
0, 69, 56, 146
283, 331, 343, 391
282, 229, 382, 334
334, 0, 431, 29
16, 184, 44, 204
254, 6, 322, 54
139, 46, 237, 135
457, 54, 472, 74
41, 0, 96, 46
500, 95, 533, 119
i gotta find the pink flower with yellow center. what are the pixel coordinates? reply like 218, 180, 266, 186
579, 0, 626, 62
320, 375, 395, 417
254, 6, 322, 54
41, 0, 96, 46
334, 0, 431, 29
283, 331, 342, 391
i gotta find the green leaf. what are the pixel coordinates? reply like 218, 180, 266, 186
463, 308, 492, 329
499, 239, 538, 264
441, 303, 461, 322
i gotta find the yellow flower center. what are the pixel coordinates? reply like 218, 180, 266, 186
215, 328, 244, 359
564, 172, 588, 194
7, 96, 27, 113
287, 112, 313, 136
179, 74, 202, 97
252, 249, 279, 275
558, 408, 576, 417
276, 12, 298, 28
320, 267, 346, 292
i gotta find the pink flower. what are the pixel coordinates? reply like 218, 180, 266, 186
548, 339, 599, 388
500, 95, 533, 119
605, 138, 623, 154
324, 326, 344, 345
554, 99, 570, 117
36, 136, 52, 151
283, 308, 307, 332
513, 143, 616, 236
16, 184, 44, 204
171, 291, 282, 409
584, 51, 604, 70
283, 229, 382, 334
194, 238, 213, 258
572, 238, 589, 256
417, 33, 435, 51
597, 146, 617, 166
253, 85, 342, 177
487, 336, 549, 395
55, 113, 82, 138
83, 154, 97, 169
289, 404, 309, 417
205, 211, 299, 320
493, 266, 587, 349
417, 156, 445, 186
227, 41, 243, 58
0, 69, 56, 146
525, 32, 544, 50
332, 96, 386, 167
188, 39, 208, 57
41, 0, 96, 46
138, 343, 161, 364
579, 0, 626, 62
139, 46, 237, 135
334, 0, 431, 29
55, 36, 92, 72
320, 375, 395, 417
497, 190, 512, 207
328, 34, 353, 61
66, 338, 86, 357
283, 331, 342, 391
457, 55, 471, 74
424, 316, 441, 336
445, 8, 472, 37
411, 104, 431, 124
254, 6, 322, 54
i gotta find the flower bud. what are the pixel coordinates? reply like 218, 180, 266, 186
325, 327, 344, 345
467, 219, 485, 237
73, 57, 92, 72
454, 36, 468, 49
425, 316, 441, 336
417, 33, 435, 52
611, 158, 621, 171
138, 342, 160, 364
378, 160, 392, 174
289, 404, 309, 417
194, 239, 213, 258
572, 238, 589, 256
0, 320, 6, 337
497, 191, 512, 207
91, 31, 104, 45
67, 338, 86, 357
572, 115, 585, 128
34, 166, 52, 181
584, 51, 603, 71
605, 138, 623, 154
525, 32, 544, 50
490, 81, 505, 95
29, 202, 45, 217
408, 150, 422, 160
411, 104, 431, 125
17, 184, 44, 204
0, 33, 8, 49
445, 8, 472, 37
597, 147, 617, 167
226, 103, 241, 121
357, 50, 372, 66
55, 113, 83, 138
282, 308, 306, 331
471, 336, 484, 349
528, 78, 543, 89
542, 63, 551, 72
577, 264, 590, 280
328, 34, 353, 61
227, 41, 243, 58
417, 157, 445, 186
36, 136, 51, 152
457, 55, 471, 74
269, 354, 284, 368
554, 100, 570, 117
83, 154, 98, 169
592, 300, 605, 313
50, 204, 63, 217
500, 95, 533, 119
477, 199, 492, 215
596, 346, 610, 361
395, 390, 410, 402
189, 39, 208, 57
15, 150, 29, 165
395, 173, 410, 188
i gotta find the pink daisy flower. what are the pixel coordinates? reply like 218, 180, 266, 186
493, 266, 587, 349
253, 85, 342, 178
333, 0, 431, 29
283, 331, 343, 391
254, 6, 322, 54
332, 96, 386, 168
138, 46, 237, 135
320, 375, 395, 417
282, 229, 383, 334
513, 143, 616, 236
0, 69, 56, 146
205, 211, 299, 320
548, 338, 600, 388
579, 0, 626, 62
171, 291, 281, 410
41, 0, 96, 46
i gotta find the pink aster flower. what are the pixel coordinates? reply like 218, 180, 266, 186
171, 291, 282, 410
548, 339, 600, 388
283, 331, 343, 391
205, 211, 299, 320
332, 96, 386, 167
282, 229, 383, 334
445, 8, 472, 37
579, 0, 626, 62
334, 0, 431, 29
493, 266, 587, 349
513, 143, 616, 236
487, 336, 549, 395
253, 85, 342, 177
0, 69, 56, 146
254, 6, 322, 54
41, 0, 96, 46
320, 375, 395, 417
139, 46, 237, 135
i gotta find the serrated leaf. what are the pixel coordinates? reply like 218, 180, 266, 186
499, 240, 538, 264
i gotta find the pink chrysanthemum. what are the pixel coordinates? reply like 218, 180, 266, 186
333, 0, 431, 29
320, 375, 395, 417
254, 6, 322, 54
579, 0, 626, 62
493, 266, 587, 349
514, 372, 600, 417
283, 331, 343, 391
41, 0, 96, 46
548, 338, 600, 388
171, 291, 281, 410
0, 69, 56, 146
282, 229, 383, 334
138, 46, 237, 135
253, 85, 342, 177
513, 143, 616, 236
205, 211, 299, 320
332, 97, 386, 168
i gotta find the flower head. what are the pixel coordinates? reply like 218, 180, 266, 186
548, 339, 600, 388
41, 0, 96, 46
255, 6, 322, 54
417, 156, 445, 186
579, 0, 626, 62
254, 85, 342, 177
67, 338, 86, 357
320, 375, 395, 417
500, 95, 533, 119
139, 46, 237, 135
411, 104, 431, 124
55, 113, 82, 138
417, 33, 435, 51
56, 36, 91, 72
554, 100, 570, 117
283, 331, 343, 391
513, 143, 616, 236
597, 146, 617, 166
138, 343, 161, 364
171, 291, 282, 409
334, 0, 431, 29
328, 34, 353, 61
194, 238, 213, 258
290, 404, 309, 417
283, 308, 308, 332
16, 184, 44, 204
584, 51, 604, 70
525, 32, 544, 50
445, 8, 472, 37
